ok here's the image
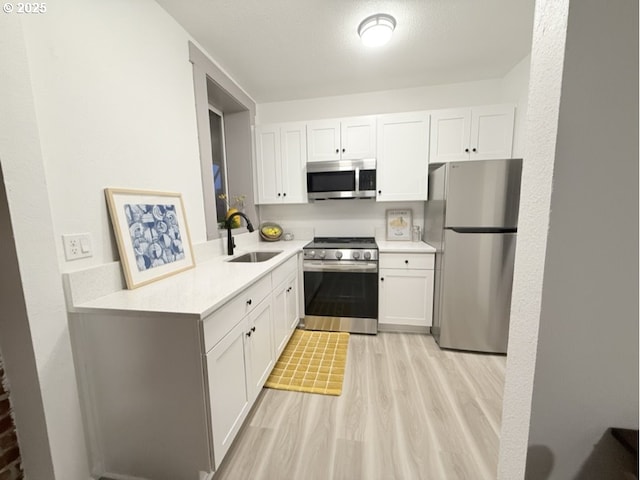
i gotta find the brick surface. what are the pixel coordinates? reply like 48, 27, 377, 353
0, 433, 16, 451
0, 353, 20, 480
0, 417, 12, 437
0, 460, 23, 480
0, 447, 19, 469
0, 401, 9, 417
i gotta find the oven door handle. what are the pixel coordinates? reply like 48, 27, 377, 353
303, 261, 378, 273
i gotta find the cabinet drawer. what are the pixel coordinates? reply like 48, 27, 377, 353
379, 253, 434, 270
271, 255, 297, 288
203, 274, 272, 352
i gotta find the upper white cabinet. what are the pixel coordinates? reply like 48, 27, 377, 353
307, 116, 376, 162
430, 105, 515, 163
255, 122, 307, 204
376, 111, 430, 201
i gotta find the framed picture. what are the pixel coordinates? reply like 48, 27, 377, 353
386, 209, 413, 241
105, 188, 195, 289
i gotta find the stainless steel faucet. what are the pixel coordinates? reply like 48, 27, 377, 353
225, 211, 255, 255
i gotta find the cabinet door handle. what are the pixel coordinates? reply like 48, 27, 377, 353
342, 148, 345, 153
246, 330, 252, 337
464, 148, 470, 153
405, 260, 409, 264
378, 190, 382, 195
283, 192, 287, 197
472, 148, 477, 152
246, 299, 252, 306
251, 326, 256, 332
380, 277, 384, 282
277, 193, 281, 197
335, 148, 339, 154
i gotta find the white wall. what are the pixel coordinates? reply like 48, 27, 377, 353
526, 0, 638, 477
261, 201, 424, 239
499, 0, 639, 478
1, 1, 236, 478
257, 77, 507, 124
501, 55, 531, 159
256, 62, 530, 234
22, 0, 207, 272
498, 2, 570, 477
0, 15, 89, 480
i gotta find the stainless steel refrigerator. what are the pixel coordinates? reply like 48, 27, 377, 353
425, 159, 522, 353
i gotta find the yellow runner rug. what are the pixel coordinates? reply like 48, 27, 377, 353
265, 329, 349, 396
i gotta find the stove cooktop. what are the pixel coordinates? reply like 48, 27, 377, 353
304, 237, 377, 250
303, 237, 378, 261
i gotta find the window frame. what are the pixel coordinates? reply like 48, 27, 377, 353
208, 105, 229, 226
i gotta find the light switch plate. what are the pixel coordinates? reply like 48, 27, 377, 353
62, 233, 92, 260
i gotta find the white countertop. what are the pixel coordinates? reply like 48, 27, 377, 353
71, 237, 436, 318
72, 239, 308, 319
376, 239, 436, 253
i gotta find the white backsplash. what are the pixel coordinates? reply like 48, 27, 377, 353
259, 201, 425, 239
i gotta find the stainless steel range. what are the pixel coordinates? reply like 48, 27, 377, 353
302, 237, 378, 334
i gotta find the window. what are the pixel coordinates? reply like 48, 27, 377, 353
208, 107, 228, 225
189, 41, 256, 240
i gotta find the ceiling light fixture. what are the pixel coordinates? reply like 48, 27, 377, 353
357, 13, 396, 47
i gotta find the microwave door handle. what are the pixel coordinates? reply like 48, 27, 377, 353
355, 166, 360, 193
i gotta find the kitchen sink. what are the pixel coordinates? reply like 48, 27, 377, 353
227, 251, 283, 263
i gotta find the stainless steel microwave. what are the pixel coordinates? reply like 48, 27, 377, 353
307, 158, 376, 200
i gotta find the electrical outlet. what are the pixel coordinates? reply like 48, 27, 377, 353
62, 233, 92, 261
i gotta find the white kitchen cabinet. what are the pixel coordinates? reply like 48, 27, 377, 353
255, 122, 307, 204
272, 256, 299, 357
204, 274, 273, 467
206, 318, 251, 469
376, 111, 430, 201
307, 116, 376, 162
66, 250, 307, 480
244, 298, 275, 403
379, 253, 434, 331
207, 294, 273, 469
430, 105, 515, 163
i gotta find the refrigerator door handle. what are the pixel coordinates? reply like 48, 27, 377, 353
449, 227, 517, 234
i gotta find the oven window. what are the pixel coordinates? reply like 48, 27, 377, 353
307, 171, 355, 193
304, 270, 378, 319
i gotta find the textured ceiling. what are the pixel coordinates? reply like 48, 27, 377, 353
156, 0, 535, 103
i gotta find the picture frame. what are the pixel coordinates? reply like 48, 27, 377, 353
105, 188, 195, 289
386, 209, 413, 241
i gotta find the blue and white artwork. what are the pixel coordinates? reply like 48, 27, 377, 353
124, 203, 186, 272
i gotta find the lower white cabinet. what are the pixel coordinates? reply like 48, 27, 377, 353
245, 298, 275, 403
69, 253, 300, 480
272, 273, 299, 357
206, 319, 251, 470
207, 295, 274, 469
271, 255, 300, 357
378, 252, 435, 331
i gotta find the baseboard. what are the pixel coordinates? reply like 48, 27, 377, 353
377, 324, 431, 334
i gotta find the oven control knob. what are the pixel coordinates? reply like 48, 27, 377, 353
319, 250, 326, 259
364, 251, 372, 260
335, 251, 343, 259
353, 251, 361, 259
309, 250, 316, 258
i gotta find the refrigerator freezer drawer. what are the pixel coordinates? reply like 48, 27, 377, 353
438, 230, 516, 353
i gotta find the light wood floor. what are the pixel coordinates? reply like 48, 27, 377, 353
213, 332, 506, 480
